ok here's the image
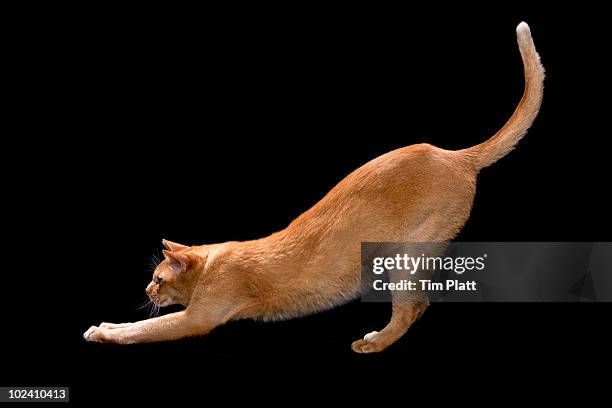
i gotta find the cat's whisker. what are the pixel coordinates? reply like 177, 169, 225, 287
136, 299, 151, 310
148, 252, 162, 272
148, 302, 160, 318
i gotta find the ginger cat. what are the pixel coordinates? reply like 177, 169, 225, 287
84, 22, 544, 353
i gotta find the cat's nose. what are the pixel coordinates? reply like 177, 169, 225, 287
145, 282, 154, 296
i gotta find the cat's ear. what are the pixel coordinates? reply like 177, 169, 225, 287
162, 239, 189, 252
162, 250, 191, 273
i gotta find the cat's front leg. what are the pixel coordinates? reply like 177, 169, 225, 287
83, 311, 213, 344
99, 322, 134, 329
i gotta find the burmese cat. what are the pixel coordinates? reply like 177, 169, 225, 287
84, 22, 544, 353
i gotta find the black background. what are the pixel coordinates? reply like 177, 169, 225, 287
3, 4, 611, 404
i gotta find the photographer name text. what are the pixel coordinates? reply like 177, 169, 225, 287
373, 279, 477, 291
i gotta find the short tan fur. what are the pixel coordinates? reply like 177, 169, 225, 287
84, 22, 544, 353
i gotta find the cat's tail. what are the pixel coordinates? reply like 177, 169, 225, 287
462, 22, 544, 170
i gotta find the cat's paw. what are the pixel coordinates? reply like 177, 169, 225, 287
351, 331, 383, 353
363, 331, 380, 341
83, 326, 110, 343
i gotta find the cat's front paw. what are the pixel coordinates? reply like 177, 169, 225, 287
83, 326, 112, 343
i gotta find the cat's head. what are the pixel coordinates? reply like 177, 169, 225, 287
146, 239, 203, 307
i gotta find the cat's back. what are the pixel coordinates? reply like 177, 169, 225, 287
328, 142, 476, 204
286, 142, 477, 241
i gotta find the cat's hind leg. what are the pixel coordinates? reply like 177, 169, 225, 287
352, 247, 432, 353
351, 299, 428, 353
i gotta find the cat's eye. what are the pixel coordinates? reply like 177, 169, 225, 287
154, 276, 163, 284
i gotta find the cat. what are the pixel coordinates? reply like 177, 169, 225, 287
84, 22, 544, 353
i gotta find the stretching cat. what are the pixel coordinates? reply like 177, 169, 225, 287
84, 22, 544, 353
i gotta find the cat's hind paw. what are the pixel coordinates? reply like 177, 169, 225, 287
351, 331, 384, 353
351, 339, 382, 353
